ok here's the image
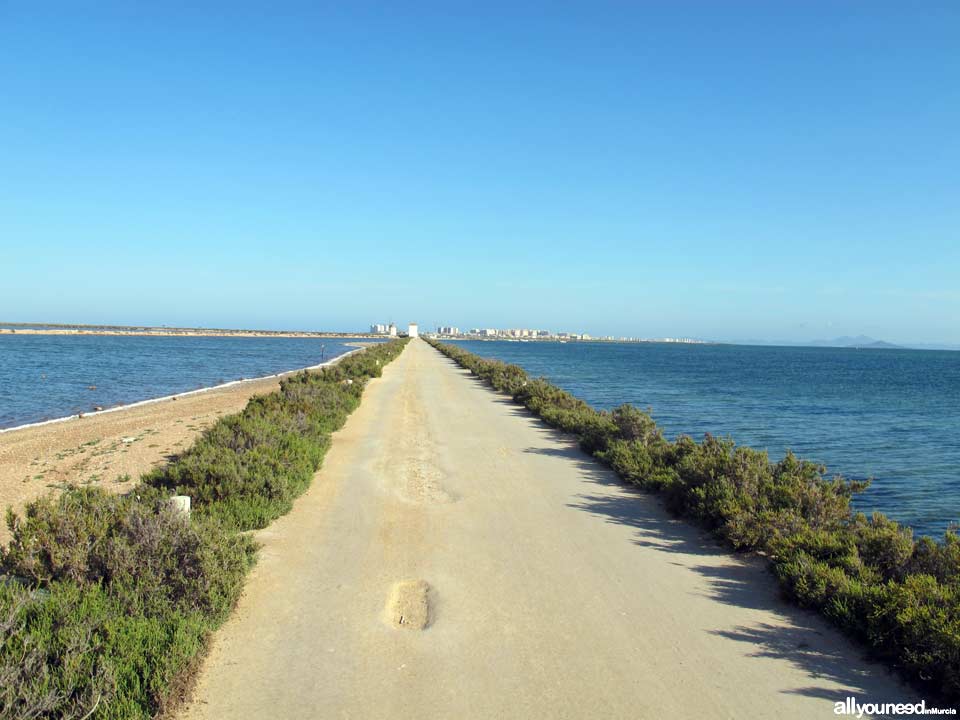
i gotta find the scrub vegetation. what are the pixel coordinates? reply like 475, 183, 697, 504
0, 339, 409, 720
426, 338, 959, 701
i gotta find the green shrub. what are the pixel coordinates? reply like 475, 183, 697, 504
611, 404, 660, 444
872, 574, 960, 698
140, 341, 407, 531
597, 438, 680, 492
2, 489, 254, 621
0, 488, 256, 719
851, 513, 915, 580
0, 581, 116, 720
909, 531, 960, 585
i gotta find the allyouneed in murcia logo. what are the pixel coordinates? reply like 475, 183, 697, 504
834, 697, 956, 717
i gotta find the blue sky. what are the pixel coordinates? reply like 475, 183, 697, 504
2, 2, 957, 343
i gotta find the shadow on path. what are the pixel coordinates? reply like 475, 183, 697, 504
472, 384, 913, 705
524, 439, 911, 703
432, 351, 918, 705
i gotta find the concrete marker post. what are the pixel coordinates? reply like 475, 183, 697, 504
168, 495, 191, 517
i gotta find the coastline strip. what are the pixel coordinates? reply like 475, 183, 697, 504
0, 327, 383, 338
0, 348, 364, 435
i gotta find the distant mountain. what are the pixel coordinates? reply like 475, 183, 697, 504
808, 335, 903, 349
724, 337, 959, 351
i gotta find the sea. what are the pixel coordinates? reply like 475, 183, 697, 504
0, 333, 372, 432
450, 340, 960, 538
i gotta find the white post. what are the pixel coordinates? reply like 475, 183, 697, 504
168, 495, 191, 517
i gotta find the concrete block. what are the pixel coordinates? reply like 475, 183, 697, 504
168, 495, 191, 517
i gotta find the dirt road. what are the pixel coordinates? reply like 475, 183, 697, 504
181, 339, 911, 719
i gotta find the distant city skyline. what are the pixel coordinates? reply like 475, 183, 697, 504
423, 325, 706, 344
3, 319, 958, 350
421, 325, 958, 350
2, 4, 957, 345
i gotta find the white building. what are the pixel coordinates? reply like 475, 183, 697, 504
371, 322, 401, 336
408, 323, 419, 338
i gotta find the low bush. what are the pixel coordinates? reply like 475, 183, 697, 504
140, 340, 407, 532
426, 338, 960, 701
611, 403, 660, 444
2, 489, 254, 620
0, 339, 409, 719
909, 532, 960, 583
0, 488, 255, 719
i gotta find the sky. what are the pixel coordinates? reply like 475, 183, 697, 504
1, 2, 957, 344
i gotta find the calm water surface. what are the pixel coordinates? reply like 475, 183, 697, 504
452, 340, 960, 537
0, 335, 371, 430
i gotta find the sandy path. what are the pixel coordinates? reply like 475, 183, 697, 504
180, 339, 914, 719
0, 351, 361, 544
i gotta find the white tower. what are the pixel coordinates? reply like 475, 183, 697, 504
408, 323, 419, 338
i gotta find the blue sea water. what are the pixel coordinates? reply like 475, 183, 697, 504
0, 334, 371, 430
451, 340, 960, 538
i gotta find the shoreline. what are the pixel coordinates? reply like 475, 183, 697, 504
0, 346, 365, 544
0, 323, 386, 339
0, 328, 382, 338
0, 347, 366, 435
